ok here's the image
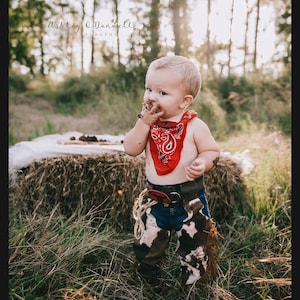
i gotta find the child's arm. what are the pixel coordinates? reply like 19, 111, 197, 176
123, 119, 151, 156
123, 100, 164, 156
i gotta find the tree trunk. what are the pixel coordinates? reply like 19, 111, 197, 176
243, 0, 251, 75
91, 0, 97, 67
171, 0, 191, 56
206, 0, 211, 70
113, 0, 121, 67
80, 1, 85, 75
39, 35, 45, 76
228, 0, 235, 76
38, 11, 45, 76
149, 0, 160, 61
253, 0, 261, 71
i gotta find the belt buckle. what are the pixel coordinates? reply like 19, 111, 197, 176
169, 191, 181, 204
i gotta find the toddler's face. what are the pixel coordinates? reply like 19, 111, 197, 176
144, 68, 187, 118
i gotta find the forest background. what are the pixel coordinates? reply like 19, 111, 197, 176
9, 0, 291, 299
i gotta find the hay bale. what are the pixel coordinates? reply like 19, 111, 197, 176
205, 157, 247, 223
10, 153, 246, 231
11, 152, 145, 231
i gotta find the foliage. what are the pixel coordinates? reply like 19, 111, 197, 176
8, 0, 291, 78
54, 63, 146, 115
9, 0, 54, 76
9, 62, 291, 151
276, 0, 292, 66
9, 71, 32, 92
8, 68, 291, 148
169, 0, 192, 57
127, 0, 163, 67
207, 73, 291, 136
189, 89, 227, 140
210, 75, 255, 110
55, 75, 98, 114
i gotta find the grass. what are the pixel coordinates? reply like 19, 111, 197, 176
9, 128, 291, 300
8, 90, 143, 147
9, 119, 56, 145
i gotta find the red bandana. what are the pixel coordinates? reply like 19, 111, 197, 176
149, 110, 197, 175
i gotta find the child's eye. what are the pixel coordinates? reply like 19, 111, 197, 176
146, 87, 152, 92
159, 91, 167, 96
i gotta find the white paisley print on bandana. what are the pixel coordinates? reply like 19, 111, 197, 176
150, 123, 184, 165
149, 110, 197, 175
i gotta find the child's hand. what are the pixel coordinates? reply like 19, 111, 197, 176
138, 99, 164, 126
185, 158, 206, 181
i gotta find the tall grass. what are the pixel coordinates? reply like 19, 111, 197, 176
9, 204, 137, 299
9, 129, 291, 299
9, 119, 57, 145
243, 132, 291, 228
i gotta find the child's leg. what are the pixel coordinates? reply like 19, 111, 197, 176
176, 198, 212, 286
133, 207, 171, 285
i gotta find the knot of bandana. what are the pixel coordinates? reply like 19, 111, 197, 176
149, 110, 197, 175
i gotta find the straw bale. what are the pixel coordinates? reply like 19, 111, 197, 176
10, 153, 246, 231
205, 156, 247, 223
11, 152, 145, 231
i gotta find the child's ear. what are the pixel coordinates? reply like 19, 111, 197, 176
180, 95, 193, 109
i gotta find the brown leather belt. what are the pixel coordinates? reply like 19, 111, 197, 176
146, 176, 204, 205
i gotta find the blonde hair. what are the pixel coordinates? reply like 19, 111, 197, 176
147, 55, 201, 99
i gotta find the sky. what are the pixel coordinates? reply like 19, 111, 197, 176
189, 0, 278, 72
48, 0, 279, 78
